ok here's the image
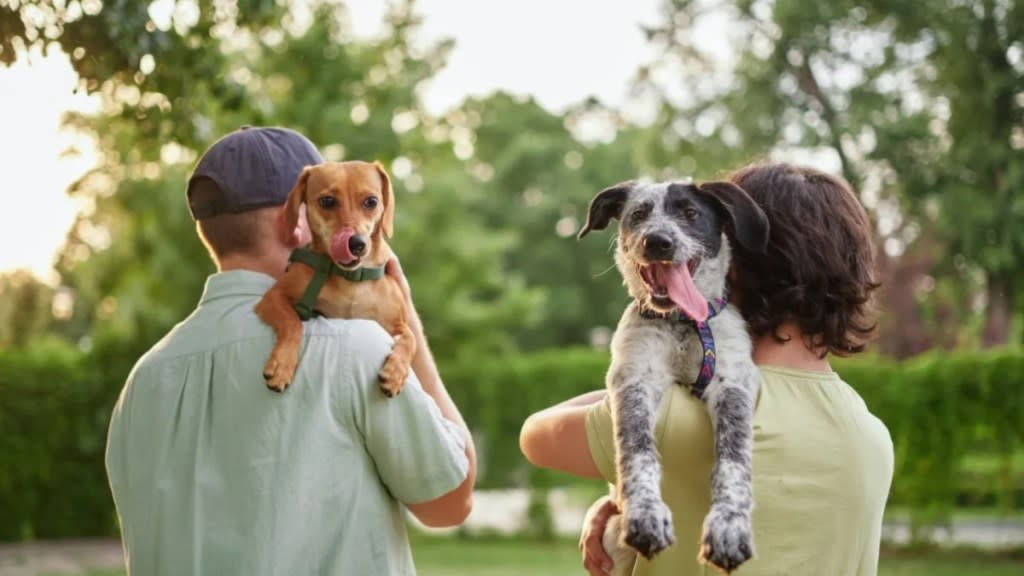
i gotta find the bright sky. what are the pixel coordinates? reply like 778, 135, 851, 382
0, 0, 664, 282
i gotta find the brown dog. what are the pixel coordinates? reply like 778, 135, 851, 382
255, 160, 414, 396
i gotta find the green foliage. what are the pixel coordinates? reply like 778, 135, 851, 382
3, 335, 1024, 541
639, 0, 1024, 346
0, 270, 55, 348
0, 338, 117, 540
448, 347, 1024, 539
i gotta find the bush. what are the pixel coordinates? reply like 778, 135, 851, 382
0, 338, 118, 540
447, 347, 1024, 536
2, 339, 1022, 541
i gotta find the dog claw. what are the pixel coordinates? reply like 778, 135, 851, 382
263, 350, 298, 392
377, 355, 407, 398
699, 505, 754, 573
623, 500, 675, 559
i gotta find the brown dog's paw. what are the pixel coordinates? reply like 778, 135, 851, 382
263, 348, 299, 392
377, 354, 409, 398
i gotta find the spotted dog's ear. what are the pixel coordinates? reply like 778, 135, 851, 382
578, 181, 634, 239
697, 181, 769, 254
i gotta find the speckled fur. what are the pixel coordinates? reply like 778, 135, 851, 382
581, 180, 761, 574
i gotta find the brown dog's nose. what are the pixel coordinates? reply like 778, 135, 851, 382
349, 235, 367, 256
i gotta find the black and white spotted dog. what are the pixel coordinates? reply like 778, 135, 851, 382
578, 179, 769, 574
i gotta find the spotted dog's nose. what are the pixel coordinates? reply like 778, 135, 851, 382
643, 232, 675, 261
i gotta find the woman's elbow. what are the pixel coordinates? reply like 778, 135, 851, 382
519, 415, 551, 468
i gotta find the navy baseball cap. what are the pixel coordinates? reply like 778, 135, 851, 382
186, 126, 324, 220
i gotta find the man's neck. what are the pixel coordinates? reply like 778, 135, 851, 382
751, 322, 831, 372
217, 252, 288, 279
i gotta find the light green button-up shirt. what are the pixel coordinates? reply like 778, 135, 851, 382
106, 271, 468, 576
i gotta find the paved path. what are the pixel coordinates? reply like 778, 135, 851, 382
2, 489, 1022, 575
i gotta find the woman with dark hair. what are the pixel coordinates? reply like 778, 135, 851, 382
520, 163, 894, 576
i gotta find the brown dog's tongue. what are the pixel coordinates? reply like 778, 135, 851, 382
652, 262, 708, 322
330, 228, 356, 264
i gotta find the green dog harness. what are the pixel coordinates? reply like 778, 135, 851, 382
287, 246, 386, 320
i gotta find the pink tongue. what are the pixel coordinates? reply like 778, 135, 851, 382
653, 263, 708, 322
330, 228, 356, 263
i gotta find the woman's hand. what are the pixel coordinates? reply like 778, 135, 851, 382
580, 495, 619, 576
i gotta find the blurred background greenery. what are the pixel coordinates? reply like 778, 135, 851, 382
0, 0, 1023, 573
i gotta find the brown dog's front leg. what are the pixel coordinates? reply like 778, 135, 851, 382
378, 321, 416, 397
255, 286, 304, 392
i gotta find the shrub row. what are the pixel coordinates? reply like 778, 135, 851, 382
2, 339, 1021, 540
446, 347, 1024, 528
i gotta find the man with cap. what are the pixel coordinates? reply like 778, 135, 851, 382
105, 126, 475, 575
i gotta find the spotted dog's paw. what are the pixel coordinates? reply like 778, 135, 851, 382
622, 499, 675, 559
699, 505, 754, 573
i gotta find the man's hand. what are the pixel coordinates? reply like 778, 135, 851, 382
385, 254, 413, 300
580, 495, 620, 576
386, 254, 423, 335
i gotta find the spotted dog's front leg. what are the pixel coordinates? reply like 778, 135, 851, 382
609, 355, 676, 560
698, 352, 758, 573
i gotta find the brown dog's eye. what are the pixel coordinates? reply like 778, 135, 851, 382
318, 196, 338, 209
363, 196, 379, 209
684, 207, 699, 220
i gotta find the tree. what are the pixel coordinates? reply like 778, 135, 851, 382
0, 270, 54, 349
635, 0, 1023, 350
3, 0, 545, 370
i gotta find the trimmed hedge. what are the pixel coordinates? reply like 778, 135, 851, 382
0, 339, 117, 540
2, 340, 1022, 541
446, 347, 1024, 531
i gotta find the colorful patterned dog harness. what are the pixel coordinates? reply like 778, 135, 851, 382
639, 296, 729, 399
286, 246, 386, 320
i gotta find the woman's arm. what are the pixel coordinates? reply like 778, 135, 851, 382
519, 390, 607, 479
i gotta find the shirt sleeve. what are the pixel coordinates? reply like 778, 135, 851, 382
344, 321, 469, 504
585, 394, 618, 484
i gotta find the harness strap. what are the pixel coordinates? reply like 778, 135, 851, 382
639, 296, 728, 399
287, 247, 386, 320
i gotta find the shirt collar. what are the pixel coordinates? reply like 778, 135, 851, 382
198, 270, 277, 305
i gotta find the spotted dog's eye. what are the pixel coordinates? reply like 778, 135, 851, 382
629, 206, 650, 225
363, 196, 379, 209
683, 207, 699, 220
318, 196, 338, 209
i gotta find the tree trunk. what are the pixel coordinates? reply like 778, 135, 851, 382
980, 276, 1012, 348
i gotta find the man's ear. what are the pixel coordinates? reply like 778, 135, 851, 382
374, 161, 394, 239
578, 181, 633, 239
281, 167, 312, 246
697, 181, 769, 254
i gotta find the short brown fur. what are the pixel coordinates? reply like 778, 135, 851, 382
255, 160, 414, 396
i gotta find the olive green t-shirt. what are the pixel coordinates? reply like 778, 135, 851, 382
105, 271, 469, 576
586, 366, 894, 576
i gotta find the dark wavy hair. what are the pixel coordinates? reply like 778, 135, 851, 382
727, 162, 881, 356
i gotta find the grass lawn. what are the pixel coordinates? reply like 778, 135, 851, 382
53, 538, 1024, 576
413, 537, 1022, 576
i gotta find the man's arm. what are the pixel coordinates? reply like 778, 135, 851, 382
519, 390, 606, 478
387, 257, 477, 527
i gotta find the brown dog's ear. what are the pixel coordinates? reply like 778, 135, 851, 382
697, 181, 769, 254
374, 161, 394, 239
578, 181, 634, 239
281, 167, 312, 245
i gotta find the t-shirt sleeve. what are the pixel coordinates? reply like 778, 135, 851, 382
585, 394, 618, 484
345, 321, 469, 504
